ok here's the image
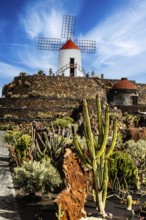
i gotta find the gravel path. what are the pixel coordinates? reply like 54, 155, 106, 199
0, 131, 21, 220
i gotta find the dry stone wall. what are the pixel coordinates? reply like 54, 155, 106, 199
1, 75, 146, 123
0, 97, 80, 108
0, 75, 106, 122
2, 75, 106, 99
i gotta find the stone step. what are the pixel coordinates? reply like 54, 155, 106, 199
0, 107, 73, 121
0, 107, 73, 110
0, 97, 81, 108
0, 118, 52, 122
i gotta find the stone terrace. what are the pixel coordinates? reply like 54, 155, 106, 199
1, 75, 146, 123
0, 76, 106, 122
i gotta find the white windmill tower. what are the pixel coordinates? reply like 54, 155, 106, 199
38, 15, 96, 77
58, 39, 82, 77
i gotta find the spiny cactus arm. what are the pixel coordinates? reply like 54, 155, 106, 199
35, 132, 48, 156
96, 107, 110, 158
51, 122, 55, 135
36, 132, 47, 149
55, 203, 64, 220
43, 131, 54, 154
72, 126, 92, 170
83, 99, 95, 160
98, 154, 105, 187
35, 139, 44, 156
102, 160, 109, 206
32, 124, 35, 143
96, 95, 103, 146
31, 127, 37, 158
105, 118, 118, 158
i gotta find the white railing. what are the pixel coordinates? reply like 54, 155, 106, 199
56, 63, 86, 76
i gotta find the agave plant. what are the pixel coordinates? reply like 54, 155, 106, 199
32, 121, 72, 168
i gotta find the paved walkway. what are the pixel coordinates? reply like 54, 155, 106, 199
0, 131, 21, 220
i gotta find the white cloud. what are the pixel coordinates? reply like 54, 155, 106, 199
83, 0, 146, 82
18, 47, 58, 74
0, 61, 27, 96
21, 0, 83, 39
23, 9, 63, 39
0, 62, 23, 78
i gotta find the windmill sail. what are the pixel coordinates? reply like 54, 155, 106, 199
38, 38, 62, 51
74, 39, 96, 53
61, 15, 76, 39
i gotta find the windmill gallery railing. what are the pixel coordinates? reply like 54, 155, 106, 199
56, 63, 86, 76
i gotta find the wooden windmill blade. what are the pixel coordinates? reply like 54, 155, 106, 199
38, 37, 62, 51
61, 15, 76, 40
74, 39, 96, 53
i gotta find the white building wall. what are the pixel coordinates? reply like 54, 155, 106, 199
58, 48, 84, 77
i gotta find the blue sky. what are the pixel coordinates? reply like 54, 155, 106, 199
0, 0, 146, 95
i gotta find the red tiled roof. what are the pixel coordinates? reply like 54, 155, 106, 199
60, 39, 80, 50
112, 78, 137, 90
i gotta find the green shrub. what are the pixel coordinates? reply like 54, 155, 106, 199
14, 158, 62, 194
53, 117, 74, 128
0, 123, 16, 131
3, 131, 32, 166
3, 131, 32, 149
3, 131, 22, 145
124, 139, 146, 170
109, 151, 140, 191
16, 134, 32, 150
19, 72, 27, 76
37, 70, 45, 75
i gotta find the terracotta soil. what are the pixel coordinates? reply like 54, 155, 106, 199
15, 190, 146, 220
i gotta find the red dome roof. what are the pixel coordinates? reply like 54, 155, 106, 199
112, 78, 137, 90
60, 39, 80, 50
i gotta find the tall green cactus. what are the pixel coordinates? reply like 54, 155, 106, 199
55, 203, 64, 220
72, 96, 118, 216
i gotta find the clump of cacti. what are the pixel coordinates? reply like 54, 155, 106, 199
125, 139, 146, 167
3, 131, 32, 166
14, 158, 62, 195
72, 96, 118, 216
109, 151, 140, 192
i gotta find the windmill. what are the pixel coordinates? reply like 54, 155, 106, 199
38, 15, 96, 77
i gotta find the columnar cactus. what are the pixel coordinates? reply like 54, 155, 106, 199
56, 203, 64, 220
72, 96, 118, 216
127, 195, 132, 211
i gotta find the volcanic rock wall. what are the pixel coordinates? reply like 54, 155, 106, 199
0, 75, 106, 122
2, 75, 105, 99
1, 75, 146, 123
